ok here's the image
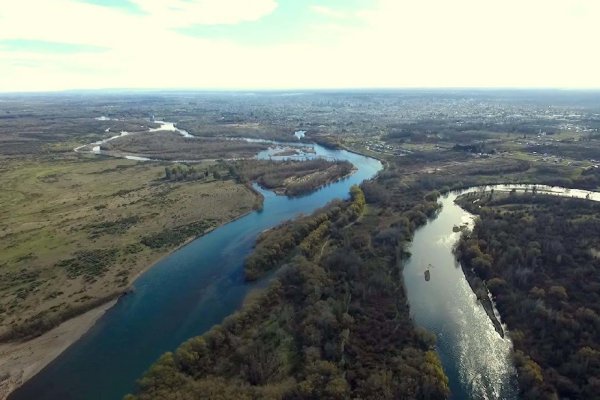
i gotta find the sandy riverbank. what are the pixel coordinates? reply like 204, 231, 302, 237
0, 185, 264, 400
0, 158, 352, 398
0, 300, 117, 400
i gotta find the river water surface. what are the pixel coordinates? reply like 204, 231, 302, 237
404, 184, 600, 399
10, 141, 381, 400
404, 189, 518, 400
15, 122, 599, 400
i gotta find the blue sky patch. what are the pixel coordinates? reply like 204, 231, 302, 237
77, 0, 144, 14
0, 39, 108, 53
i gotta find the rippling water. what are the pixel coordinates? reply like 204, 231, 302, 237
404, 184, 600, 399
403, 191, 518, 399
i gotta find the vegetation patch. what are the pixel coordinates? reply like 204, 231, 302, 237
245, 185, 365, 281
56, 249, 119, 281
127, 184, 449, 400
141, 220, 215, 249
231, 159, 354, 197
101, 131, 269, 161
0, 269, 40, 292
85, 216, 141, 238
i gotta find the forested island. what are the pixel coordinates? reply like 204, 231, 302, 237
127, 186, 450, 399
456, 192, 600, 399
230, 159, 355, 197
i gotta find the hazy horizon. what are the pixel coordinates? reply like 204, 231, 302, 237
3, 87, 600, 95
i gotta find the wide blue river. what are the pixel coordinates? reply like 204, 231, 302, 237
18, 140, 587, 400
10, 144, 382, 400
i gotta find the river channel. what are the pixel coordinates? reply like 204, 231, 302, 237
10, 136, 382, 399
14, 120, 599, 400
404, 184, 600, 400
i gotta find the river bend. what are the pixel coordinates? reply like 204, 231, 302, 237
17, 120, 599, 400
11, 135, 381, 400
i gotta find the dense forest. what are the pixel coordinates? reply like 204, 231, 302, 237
126, 185, 449, 399
128, 153, 600, 400
245, 186, 363, 281
456, 193, 600, 399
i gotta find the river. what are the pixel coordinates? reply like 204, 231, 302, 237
404, 187, 518, 400
10, 137, 382, 400
15, 121, 598, 400
404, 184, 600, 400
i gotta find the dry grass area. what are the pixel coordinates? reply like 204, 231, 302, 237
0, 153, 258, 339
0, 116, 157, 157
101, 131, 270, 160
176, 120, 294, 141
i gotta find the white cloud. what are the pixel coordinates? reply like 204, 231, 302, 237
0, 0, 278, 46
131, 0, 278, 26
310, 5, 349, 19
0, 0, 599, 91
323, 0, 600, 88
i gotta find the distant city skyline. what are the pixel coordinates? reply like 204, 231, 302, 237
1, 0, 599, 92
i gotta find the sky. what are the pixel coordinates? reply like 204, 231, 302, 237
0, 0, 599, 92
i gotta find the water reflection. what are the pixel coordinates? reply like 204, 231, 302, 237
404, 190, 518, 400
404, 183, 600, 399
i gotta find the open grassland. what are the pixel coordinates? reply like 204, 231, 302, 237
0, 154, 259, 340
101, 131, 270, 161
176, 121, 295, 141
0, 111, 157, 157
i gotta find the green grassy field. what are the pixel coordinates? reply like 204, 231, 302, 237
0, 153, 258, 339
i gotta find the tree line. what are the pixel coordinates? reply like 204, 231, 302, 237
245, 185, 364, 281
456, 193, 600, 399
127, 182, 450, 399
